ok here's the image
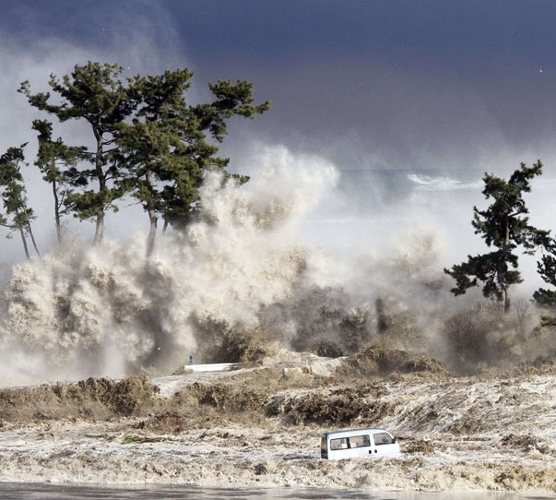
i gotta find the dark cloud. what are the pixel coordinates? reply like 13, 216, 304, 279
153, 0, 556, 67
2, 0, 556, 174
210, 54, 556, 174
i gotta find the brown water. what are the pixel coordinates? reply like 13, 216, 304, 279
0, 484, 540, 499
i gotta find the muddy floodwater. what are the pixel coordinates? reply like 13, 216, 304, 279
1, 350, 556, 494
0, 484, 542, 499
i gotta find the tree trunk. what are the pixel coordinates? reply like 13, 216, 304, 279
145, 170, 158, 257
146, 219, 157, 257
94, 213, 105, 245
19, 227, 30, 260
503, 218, 511, 313
93, 131, 105, 245
27, 222, 40, 256
18, 206, 40, 257
52, 177, 62, 243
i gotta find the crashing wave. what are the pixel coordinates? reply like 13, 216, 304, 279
0, 147, 468, 385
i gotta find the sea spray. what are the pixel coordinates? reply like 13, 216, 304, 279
2, 146, 536, 385
0, 150, 353, 383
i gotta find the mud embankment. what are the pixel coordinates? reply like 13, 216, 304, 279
1, 348, 556, 492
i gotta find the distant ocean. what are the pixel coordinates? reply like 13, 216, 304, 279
329, 166, 556, 215
338, 168, 484, 205
300, 167, 487, 255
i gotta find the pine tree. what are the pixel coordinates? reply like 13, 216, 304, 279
32, 119, 86, 242
115, 70, 270, 255
0, 146, 40, 259
19, 62, 138, 244
445, 161, 550, 313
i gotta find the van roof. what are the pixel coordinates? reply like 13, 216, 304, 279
322, 428, 392, 438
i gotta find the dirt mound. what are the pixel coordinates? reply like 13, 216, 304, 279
74, 376, 159, 416
208, 330, 280, 365
0, 376, 160, 424
308, 340, 344, 358
142, 379, 275, 431
334, 345, 409, 378
265, 384, 394, 425
398, 355, 448, 375
184, 381, 267, 413
333, 343, 449, 380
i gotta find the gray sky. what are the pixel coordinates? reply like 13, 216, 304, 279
2, 0, 556, 267
2, 0, 556, 173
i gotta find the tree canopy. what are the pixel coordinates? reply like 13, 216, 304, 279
32, 119, 86, 243
445, 161, 550, 313
533, 236, 556, 325
0, 145, 40, 259
114, 69, 269, 254
19, 62, 144, 244
13, 61, 270, 255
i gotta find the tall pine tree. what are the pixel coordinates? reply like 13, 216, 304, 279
0, 145, 40, 259
19, 62, 138, 244
115, 71, 270, 255
32, 119, 86, 243
445, 161, 550, 313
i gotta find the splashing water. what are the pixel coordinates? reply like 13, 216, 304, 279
0, 147, 468, 385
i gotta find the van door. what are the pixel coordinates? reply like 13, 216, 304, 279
370, 431, 399, 456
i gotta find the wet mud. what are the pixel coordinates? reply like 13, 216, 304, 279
1, 347, 556, 492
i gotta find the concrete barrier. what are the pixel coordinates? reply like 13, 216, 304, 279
184, 362, 240, 372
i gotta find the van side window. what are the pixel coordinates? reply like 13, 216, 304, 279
373, 432, 394, 445
330, 438, 348, 450
349, 434, 371, 448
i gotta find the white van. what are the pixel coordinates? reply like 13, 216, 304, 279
321, 428, 400, 460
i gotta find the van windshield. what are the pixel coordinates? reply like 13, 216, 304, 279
373, 432, 394, 445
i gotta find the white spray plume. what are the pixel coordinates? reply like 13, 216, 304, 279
0, 147, 348, 384
4, 142, 538, 386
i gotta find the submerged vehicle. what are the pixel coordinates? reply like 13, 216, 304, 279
321, 428, 400, 460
